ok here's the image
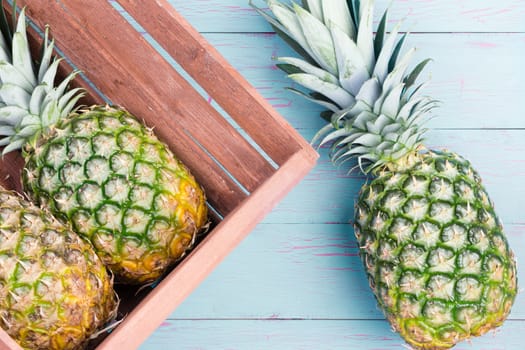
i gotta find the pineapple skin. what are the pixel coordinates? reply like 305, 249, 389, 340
22, 105, 208, 284
0, 187, 117, 350
354, 149, 517, 349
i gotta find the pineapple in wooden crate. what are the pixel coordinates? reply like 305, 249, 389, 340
0, 186, 117, 349
0, 0, 320, 348
0, 3, 208, 285
252, 0, 518, 348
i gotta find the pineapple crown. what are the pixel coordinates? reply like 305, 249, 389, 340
0, 0, 83, 155
250, 0, 437, 173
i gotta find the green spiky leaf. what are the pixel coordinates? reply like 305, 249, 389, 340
249, 1, 316, 65
253, 0, 436, 173
303, 0, 323, 20
356, 0, 375, 73
322, 0, 354, 39
373, 21, 402, 83
331, 24, 370, 96
286, 87, 341, 112
293, 3, 338, 75
389, 32, 408, 72
12, 10, 36, 87
374, 9, 388, 59
289, 72, 355, 107
405, 58, 433, 88
0, 1, 84, 154
0, 0, 12, 52
278, 56, 339, 84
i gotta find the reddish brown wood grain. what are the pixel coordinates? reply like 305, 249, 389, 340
17, 0, 275, 200
118, 0, 309, 165
0, 153, 24, 193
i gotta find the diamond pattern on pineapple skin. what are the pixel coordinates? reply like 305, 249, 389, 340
389, 217, 414, 243
381, 190, 405, 214
23, 106, 208, 284
429, 177, 454, 201
38, 166, 59, 193
85, 156, 111, 184
377, 239, 397, 263
456, 277, 483, 302
400, 244, 426, 270
455, 202, 477, 223
429, 201, 455, 224
104, 176, 130, 203
92, 133, 118, 157
0, 187, 116, 349
423, 300, 453, 327
44, 143, 66, 168
353, 150, 517, 349
457, 249, 482, 274
59, 162, 84, 185
109, 151, 134, 176
403, 197, 429, 221
427, 247, 455, 273
441, 224, 467, 250
399, 270, 425, 297
413, 221, 440, 248
96, 204, 122, 231
397, 295, 421, 319
403, 175, 429, 196
66, 137, 91, 164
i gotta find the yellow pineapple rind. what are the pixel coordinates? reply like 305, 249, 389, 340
0, 186, 117, 350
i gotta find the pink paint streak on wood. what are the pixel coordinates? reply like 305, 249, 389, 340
468, 41, 499, 48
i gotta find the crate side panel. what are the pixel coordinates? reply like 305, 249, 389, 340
117, 0, 312, 166
98, 149, 317, 349
18, 0, 276, 195
0, 329, 22, 350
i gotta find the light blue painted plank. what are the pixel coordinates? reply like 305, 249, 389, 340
168, 0, 525, 33
139, 319, 524, 349
198, 33, 525, 130
170, 223, 525, 319
261, 129, 525, 225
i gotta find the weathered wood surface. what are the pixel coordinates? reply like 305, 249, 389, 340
134, 0, 525, 349
198, 32, 525, 130
142, 319, 524, 349
167, 0, 525, 33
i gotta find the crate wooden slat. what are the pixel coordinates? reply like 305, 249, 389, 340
0, 0, 318, 349
19, 0, 276, 215
118, 0, 309, 166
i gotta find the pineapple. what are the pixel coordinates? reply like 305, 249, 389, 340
0, 185, 117, 350
0, 3, 208, 284
251, 0, 517, 348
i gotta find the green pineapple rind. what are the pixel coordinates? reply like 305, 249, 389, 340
22, 105, 208, 284
355, 150, 517, 349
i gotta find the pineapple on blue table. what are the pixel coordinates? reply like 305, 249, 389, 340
0, 2, 208, 284
251, 0, 518, 349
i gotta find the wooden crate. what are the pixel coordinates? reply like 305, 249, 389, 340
0, 0, 318, 348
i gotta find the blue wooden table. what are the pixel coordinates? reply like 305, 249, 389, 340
139, 1, 525, 349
